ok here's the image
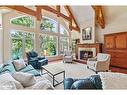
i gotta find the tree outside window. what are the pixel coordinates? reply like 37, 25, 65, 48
11, 16, 34, 28
40, 17, 57, 32
40, 35, 57, 56
11, 30, 34, 60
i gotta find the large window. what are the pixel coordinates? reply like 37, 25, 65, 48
40, 16, 57, 32
11, 30, 34, 59
60, 25, 68, 36
60, 37, 69, 54
10, 16, 34, 28
40, 35, 57, 56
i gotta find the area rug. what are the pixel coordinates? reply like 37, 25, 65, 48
43, 61, 96, 89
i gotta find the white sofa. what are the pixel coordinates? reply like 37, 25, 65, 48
0, 72, 54, 90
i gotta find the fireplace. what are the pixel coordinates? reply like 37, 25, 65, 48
80, 50, 93, 60
75, 43, 102, 63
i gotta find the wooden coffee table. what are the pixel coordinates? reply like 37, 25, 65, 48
41, 65, 65, 87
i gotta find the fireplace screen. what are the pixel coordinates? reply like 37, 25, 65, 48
80, 50, 93, 60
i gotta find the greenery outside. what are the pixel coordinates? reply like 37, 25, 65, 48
40, 35, 57, 56
40, 17, 57, 32
11, 16, 34, 28
11, 31, 34, 60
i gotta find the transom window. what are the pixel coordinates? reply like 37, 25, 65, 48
10, 16, 34, 28
40, 16, 57, 32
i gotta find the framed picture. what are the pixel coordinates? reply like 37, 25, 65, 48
82, 27, 92, 40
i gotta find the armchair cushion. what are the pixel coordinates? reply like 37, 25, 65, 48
97, 53, 108, 61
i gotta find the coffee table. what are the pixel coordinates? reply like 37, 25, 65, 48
41, 65, 65, 87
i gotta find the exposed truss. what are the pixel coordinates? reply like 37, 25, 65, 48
92, 6, 105, 29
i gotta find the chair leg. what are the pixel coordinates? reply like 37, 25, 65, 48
87, 66, 89, 69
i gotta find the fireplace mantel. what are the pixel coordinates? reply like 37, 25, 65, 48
75, 43, 102, 63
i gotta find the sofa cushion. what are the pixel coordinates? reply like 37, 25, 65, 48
25, 69, 40, 76
2, 63, 16, 74
12, 72, 36, 87
13, 59, 26, 71
19, 65, 35, 72
0, 73, 23, 89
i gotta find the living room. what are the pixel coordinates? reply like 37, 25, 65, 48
1, 2, 127, 92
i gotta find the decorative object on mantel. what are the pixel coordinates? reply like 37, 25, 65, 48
80, 27, 95, 44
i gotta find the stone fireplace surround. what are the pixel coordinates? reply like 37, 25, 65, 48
75, 43, 102, 62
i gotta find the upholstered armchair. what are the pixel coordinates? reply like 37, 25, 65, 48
26, 51, 48, 69
63, 50, 73, 63
87, 53, 111, 73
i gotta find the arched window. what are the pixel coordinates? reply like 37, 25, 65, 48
59, 25, 69, 54
60, 25, 68, 36
10, 16, 34, 28
40, 16, 57, 33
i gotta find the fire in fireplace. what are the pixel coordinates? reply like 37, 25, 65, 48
80, 50, 93, 60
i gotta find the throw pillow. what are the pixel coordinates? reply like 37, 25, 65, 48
12, 72, 36, 87
13, 59, 26, 71
0, 73, 23, 89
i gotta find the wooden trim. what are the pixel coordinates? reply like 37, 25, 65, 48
64, 5, 80, 31
71, 26, 80, 32
36, 6, 42, 21
5, 6, 36, 17
38, 6, 71, 21
92, 6, 105, 29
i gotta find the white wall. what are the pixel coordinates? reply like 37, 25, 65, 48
0, 13, 3, 64
79, 11, 95, 44
96, 6, 127, 43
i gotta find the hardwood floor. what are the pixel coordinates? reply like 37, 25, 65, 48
110, 66, 127, 74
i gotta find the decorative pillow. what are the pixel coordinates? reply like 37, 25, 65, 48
99, 72, 127, 89
0, 73, 23, 89
13, 59, 26, 71
12, 72, 36, 87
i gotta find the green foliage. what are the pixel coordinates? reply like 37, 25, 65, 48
11, 16, 34, 28
40, 35, 57, 56
40, 17, 56, 32
11, 31, 34, 59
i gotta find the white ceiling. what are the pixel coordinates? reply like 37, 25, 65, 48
70, 6, 94, 26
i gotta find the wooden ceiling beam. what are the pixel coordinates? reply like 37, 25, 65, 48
36, 6, 42, 21
64, 5, 80, 32
38, 6, 71, 21
92, 6, 105, 29
5, 6, 36, 17
56, 5, 60, 17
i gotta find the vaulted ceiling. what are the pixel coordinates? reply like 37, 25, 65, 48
0, 5, 105, 32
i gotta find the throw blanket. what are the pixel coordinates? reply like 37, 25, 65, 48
99, 72, 127, 89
